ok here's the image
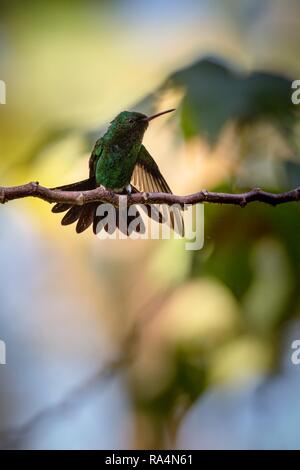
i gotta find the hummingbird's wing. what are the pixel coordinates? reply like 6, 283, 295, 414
88, 137, 103, 178
132, 145, 172, 193
131, 145, 184, 235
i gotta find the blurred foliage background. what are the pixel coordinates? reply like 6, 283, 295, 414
1, 0, 300, 450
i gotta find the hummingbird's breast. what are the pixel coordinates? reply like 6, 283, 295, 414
95, 138, 142, 191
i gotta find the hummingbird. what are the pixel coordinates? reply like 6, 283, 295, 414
52, 109, 183, 235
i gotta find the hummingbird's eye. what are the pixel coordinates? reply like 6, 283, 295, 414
128, 118, 134, 124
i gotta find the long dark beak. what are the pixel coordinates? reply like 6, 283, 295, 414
144, 108, 175, 122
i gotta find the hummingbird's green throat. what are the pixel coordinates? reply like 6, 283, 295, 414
52, 108, 183, 235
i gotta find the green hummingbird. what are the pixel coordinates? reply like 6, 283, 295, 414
52, 109, 183, 235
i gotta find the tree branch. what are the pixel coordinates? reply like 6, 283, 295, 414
1, 182, 300, 208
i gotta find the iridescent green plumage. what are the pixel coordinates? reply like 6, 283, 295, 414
93, 111, 148, 190
52, 109, 183, 235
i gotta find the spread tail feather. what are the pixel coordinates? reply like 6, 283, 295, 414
93, 205, 146, 236
51, 180, 183, 235
51, 178, 96, 214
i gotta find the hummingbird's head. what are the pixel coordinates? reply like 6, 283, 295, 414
108, 109, 175, 144
111, 111, 149, 135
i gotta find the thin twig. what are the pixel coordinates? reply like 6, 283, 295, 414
0, 286, 175, 450
0, 357, 127, 450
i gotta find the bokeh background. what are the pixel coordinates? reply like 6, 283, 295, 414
1, 0, 300, 450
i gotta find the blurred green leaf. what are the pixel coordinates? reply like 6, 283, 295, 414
284, 161, 300, 187
163, 56, 297, 144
